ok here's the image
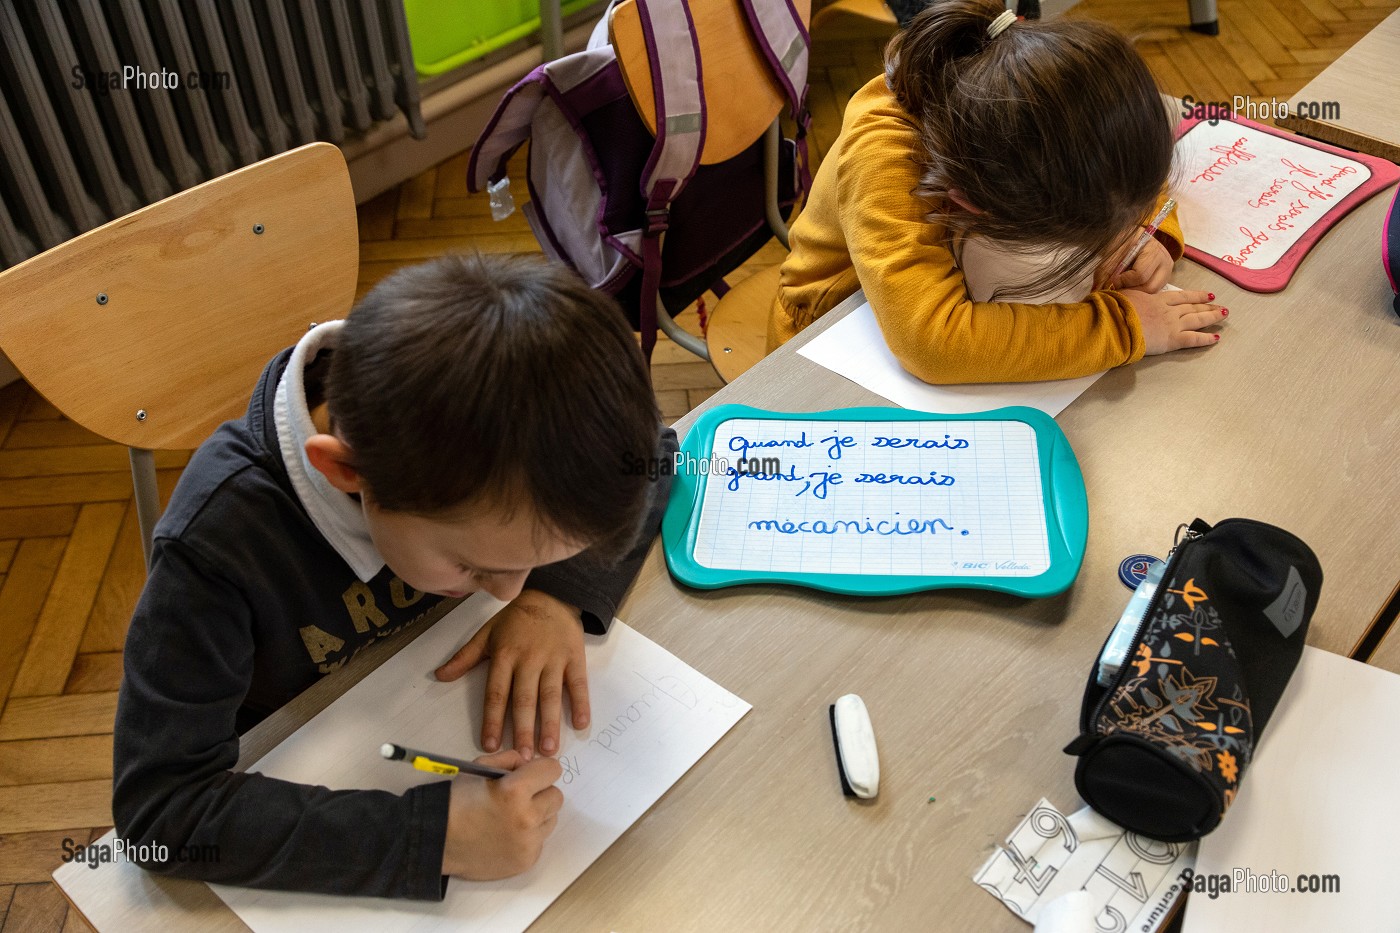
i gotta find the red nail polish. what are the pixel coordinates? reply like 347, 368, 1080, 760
1208, 293, 1215, 301
1214, 334, 1221, 341
1220, 308, 1228, 316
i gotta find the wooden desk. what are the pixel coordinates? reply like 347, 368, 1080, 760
1362, 582, 1400, 673
1370, 635, 1400, 674
57, 188, 1400, 930
1277, 10, 1400, 162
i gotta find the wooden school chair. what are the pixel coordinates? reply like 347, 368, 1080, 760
810, 0, 896, 33
704, 263, 783, 382
698, 0, 899, 383
0, 142, 358, 569
609, 0, 806, 378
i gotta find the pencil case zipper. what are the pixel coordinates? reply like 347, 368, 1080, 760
1083, 520, 1204, 733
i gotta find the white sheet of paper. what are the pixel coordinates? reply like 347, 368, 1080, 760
1174, 120, 1369, 270
974, 797, 1196, 931
1183, 647, 1400, 931
692, 416, 1050, 577
210, 595, 750, 933
796, 302, 1104, 417
1033, 891, 1096, 933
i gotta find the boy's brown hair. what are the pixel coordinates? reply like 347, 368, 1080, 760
326, 253, 660, 557
887, 0, 1175, 300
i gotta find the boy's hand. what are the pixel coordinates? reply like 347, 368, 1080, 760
1111, 236, 1174, 293
441, 750, 564, 879
1122, 288, 1227, 355
435, 589, 590, 758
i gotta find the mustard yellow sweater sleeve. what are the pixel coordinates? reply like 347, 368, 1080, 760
832, 82, 1155, 385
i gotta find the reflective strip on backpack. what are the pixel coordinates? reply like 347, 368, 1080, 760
738, 0, 810, 115
633, 0, 706, 203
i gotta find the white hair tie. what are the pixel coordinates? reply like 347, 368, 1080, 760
987, 9, 1017, 38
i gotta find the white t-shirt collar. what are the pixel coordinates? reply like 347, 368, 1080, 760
272, 320, 386, 582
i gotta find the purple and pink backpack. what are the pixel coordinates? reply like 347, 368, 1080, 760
468, 0, 810, 359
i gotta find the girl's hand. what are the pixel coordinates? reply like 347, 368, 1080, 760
1112, 236, 1174, 293
1121, 288, 1227, 354
435, 590, 590, 758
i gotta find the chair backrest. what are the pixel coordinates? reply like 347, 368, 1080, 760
610, 0, 812, 165
0, 142, 358, 451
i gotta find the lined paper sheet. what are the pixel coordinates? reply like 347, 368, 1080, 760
693, 417, 1050, 577
212, 595, 750, 933
1174, 120, 1369, 270
797, 302, 1104, 417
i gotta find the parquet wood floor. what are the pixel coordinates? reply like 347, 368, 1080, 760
2, 3, 1394, 926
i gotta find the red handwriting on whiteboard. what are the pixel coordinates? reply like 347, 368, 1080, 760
1220, 152, 1361, 266
1268, 199, 1309, 233
1282, 158, 1319, 178
1189, 138, 1255, 184
1223, 226, 1270, 266
1287, 160, 1358, 202
1247, 178, 1288, 209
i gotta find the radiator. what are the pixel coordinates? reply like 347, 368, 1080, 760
0, 0, 425, 270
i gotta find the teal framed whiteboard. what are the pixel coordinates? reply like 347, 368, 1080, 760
661, 405, 1088, 597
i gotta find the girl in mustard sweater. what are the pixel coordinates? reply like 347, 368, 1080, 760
770, 0, 1227, 383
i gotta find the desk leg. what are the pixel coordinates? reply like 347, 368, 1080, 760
1189, 0, 1219, 34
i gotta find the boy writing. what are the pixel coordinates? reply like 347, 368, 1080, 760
112, 253, 676, 897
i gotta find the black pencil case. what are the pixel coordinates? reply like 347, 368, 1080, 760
1064, 517, 1322, 841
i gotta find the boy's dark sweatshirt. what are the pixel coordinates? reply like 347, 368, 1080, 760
112, 345, 678, 900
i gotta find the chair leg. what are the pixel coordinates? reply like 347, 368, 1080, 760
540, 0, 565, 60
764, 119, 790, 249
658, 304, 710, 359
1188, 0, 1219, 34
659, 118, 790, 364
129, 447, 161, 571
650, 225, 710, 360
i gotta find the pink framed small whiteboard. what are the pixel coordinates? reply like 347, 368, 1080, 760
1174, 114, 1400, 292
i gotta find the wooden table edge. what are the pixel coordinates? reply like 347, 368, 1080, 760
1350, 578, 1400, 662
53, 887, 111, 933
1274, 115, 1400, 164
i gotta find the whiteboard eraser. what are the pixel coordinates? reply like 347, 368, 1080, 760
830, 694, 879, 799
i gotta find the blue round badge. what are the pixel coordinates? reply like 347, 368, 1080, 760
1118, 554, 1163, 590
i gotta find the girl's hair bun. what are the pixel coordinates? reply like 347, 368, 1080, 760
885, 0, 1013, 104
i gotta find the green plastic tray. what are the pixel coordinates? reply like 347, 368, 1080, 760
404, 0, 601, 76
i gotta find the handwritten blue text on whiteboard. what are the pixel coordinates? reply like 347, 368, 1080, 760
692, 418, 1050, 577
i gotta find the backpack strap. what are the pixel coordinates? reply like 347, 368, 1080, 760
737, 0, 809, 116
632, 0, 706, 362
737, 0, 813, 189
633, 0, 706, 204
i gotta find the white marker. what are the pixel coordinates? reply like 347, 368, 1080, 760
830, 694, 879, 799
